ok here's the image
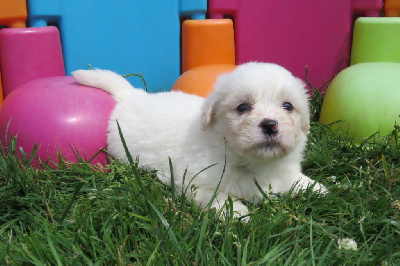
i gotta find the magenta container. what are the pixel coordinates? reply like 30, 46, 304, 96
0, 76, 115, 167
208, 0, 382, 88
0, 26, 65, 97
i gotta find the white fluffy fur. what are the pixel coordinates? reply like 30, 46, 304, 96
73, 62, 326, 218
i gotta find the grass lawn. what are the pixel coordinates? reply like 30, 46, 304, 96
0, 87, 399, 265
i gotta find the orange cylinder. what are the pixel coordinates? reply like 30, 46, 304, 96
172, 64, 237, 97
181, 19, 235, 73
385, 0, 400, 17
0, 0, 27, 27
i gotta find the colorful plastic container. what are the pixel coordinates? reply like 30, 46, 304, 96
208, 0, 383, 88
27, 0, 207, 92
0, 68, 3, 106
351, 17, 400, 65
0, 0, 28, 104
0, 0, 27, 28
181, 19, 235, 73
385, 0, 400, 17
0, 26, 65, 97
172, 64, 237, 97
319, 62, 400, 140
0, 76, 115, 167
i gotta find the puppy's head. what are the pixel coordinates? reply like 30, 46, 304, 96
201, 62, 310, 159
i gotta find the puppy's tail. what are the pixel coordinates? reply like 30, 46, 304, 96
72, 69, 145, 103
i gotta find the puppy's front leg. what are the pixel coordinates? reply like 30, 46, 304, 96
295, 174, 328, 194
196, 189, 249, 219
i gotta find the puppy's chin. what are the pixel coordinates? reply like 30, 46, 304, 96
225, 130, 300, 161
245, 139, 289, 159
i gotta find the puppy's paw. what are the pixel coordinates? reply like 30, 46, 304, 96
295, 175, 328, 195
213, 199, 250, 223
232, 201, 250, 222
312, 182, 329, 195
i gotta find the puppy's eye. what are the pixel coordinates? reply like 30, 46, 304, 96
282, 102, 293, 111
236, 103, 251, 113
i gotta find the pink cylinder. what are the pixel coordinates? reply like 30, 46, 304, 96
0, 26, 65, 97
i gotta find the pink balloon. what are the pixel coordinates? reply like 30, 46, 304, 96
0, 76, 116, 167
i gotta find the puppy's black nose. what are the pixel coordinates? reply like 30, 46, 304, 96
259, 119, 278, 135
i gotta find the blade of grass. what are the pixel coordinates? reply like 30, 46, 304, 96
168, 157, 175, 202
146, 240, 162, 266
25, 144, 38, 166
58, 182, 84, 225
148, 202, 189, 264
183, 163, 217, 197
194, 214, 209, 262
44, 224, 62, 266
241, 236, 250, 265
254, 178, 269, 199
206, 139, 227, 209
4, 119, 12, 145
116, 120, 152, 212
317, 239, 335, 266
123, 72, 147, 92
309, 217, 316, 266
258, 240, 290, 264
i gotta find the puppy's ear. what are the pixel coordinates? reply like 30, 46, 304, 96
201, 72, 230, 130
301, 116, 310, 134
296, 78, 311, 135
201, 92, 218, 130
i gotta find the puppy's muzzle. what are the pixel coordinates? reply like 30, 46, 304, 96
259, 119, 278, 135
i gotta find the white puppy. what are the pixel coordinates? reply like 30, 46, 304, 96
73, 62, 326, 218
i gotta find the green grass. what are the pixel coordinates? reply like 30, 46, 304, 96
1, 88, 399, 265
